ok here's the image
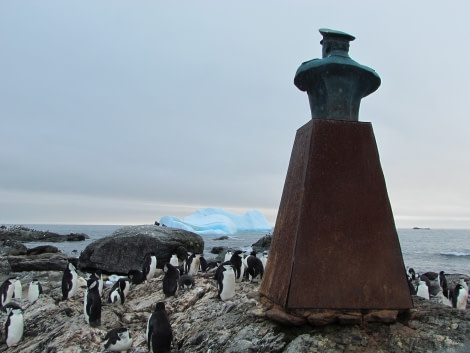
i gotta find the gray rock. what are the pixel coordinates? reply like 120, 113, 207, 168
78, 225, 204, 274
0, 239, 27, 255
0, 225, 90, 242
26, 245, 59, 255
7, 252, 69, 272
251, 233, 272, 252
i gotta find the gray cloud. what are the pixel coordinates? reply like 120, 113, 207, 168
1, 1, 469, 227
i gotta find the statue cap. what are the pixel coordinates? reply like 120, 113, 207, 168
319, 28, 355, 44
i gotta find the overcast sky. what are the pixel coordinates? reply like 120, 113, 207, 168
1, 1, 469, 228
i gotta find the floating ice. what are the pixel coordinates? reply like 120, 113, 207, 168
159, 207, 273, 235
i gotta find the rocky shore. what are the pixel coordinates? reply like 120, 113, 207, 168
0, 265, 469, 352
0, 225, 89, 243
1, 225, 469, 352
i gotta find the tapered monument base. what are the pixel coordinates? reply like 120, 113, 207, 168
259, 119, 412, 314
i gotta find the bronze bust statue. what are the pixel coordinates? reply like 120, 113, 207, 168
294, 28, 381, 121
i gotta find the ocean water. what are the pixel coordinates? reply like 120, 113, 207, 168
9, 225, 470, 276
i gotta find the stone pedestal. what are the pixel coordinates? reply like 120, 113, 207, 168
259, 119, 412, 312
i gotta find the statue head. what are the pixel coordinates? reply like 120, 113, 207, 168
319, 28, 355, 58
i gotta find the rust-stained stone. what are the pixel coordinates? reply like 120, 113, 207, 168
307, 310, 338, 326
265, 307, 307, 326
337, 312, 363, 325
363, 310, 399, 323
259, 119, 412, 311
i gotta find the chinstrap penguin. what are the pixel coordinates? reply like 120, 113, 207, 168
3, 302, 24, 347
84, 278, 101, 326
261, 252, 268, 270
146, 302, 173, 353
12, 277, 22, 299
0, 278, 15, 308
90, 269, 104, 297
188, 254, 201, 276
128, 269, 145, 285
178, 274, 195, 290
108, 285, 125, 305
163, 263, 180, 297
229, 250, 244, 282
224, 250, 233, 263
169, 254, 179, 267
103, 327, 133, 352
453, 279, 469, 310
143, 253, 158, 283
215, 263, 236, 301
246, 251, 264, 282
28, 279, 43, 304
62, 262, 79, 300
415, 280, 430, 300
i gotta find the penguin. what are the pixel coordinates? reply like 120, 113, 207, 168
261, 251, 268, 270
453, 279, 469, 310
407, 275, 417, 296
240, 253, 248, 279
12, 277, 22, 299
246, 252, 264, 282
436, 289, 452, 307
178, 274, 195, 291
215, 263, 236, 301
188, 254, 201, 276
205, 261, 221, 273
169, 254, 179, 267
103, 327, 133, 352
185, 253, 194, 274
62, 262, 79, 300
108, 285, 125, 305
28, 279, 43, 304
421, 272, 441, 296
0, 278, 15, 308
199, 255, 208, 272
407, 267, 416, 281
90, 269, 104, 297
114, 278, 131, 298
460, 278, 469, 291
77, 276, 88, 289
229, 250, 244, 282
163, 263, 180, 297
224, 250, 233, 263
146, 302, 173, 353
415, 280, 430, 300
175, 247, 189, 275
84, 278, 101, 327
3, 302, 24, 347
142, 253, 158, 283
128, 269, 145, 285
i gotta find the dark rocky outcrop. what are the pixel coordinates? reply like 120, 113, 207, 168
26, 245, 59, 255
0, 225, 90, 242
78, 225, 204, 274
251, 233, 272, 252
7, 252, 69, 272
210, 246, 227, 254
0, 240, 28, 255
213, 235, 229, 240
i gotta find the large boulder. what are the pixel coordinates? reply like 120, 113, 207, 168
251, 233, 272, 252
78, 225, 204, 274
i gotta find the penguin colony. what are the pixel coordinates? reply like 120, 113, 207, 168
0, 248, 270, 350
5, 247, 468, 350
407, 267, 469, 309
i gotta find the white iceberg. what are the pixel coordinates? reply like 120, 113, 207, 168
159, 208, 273, 235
